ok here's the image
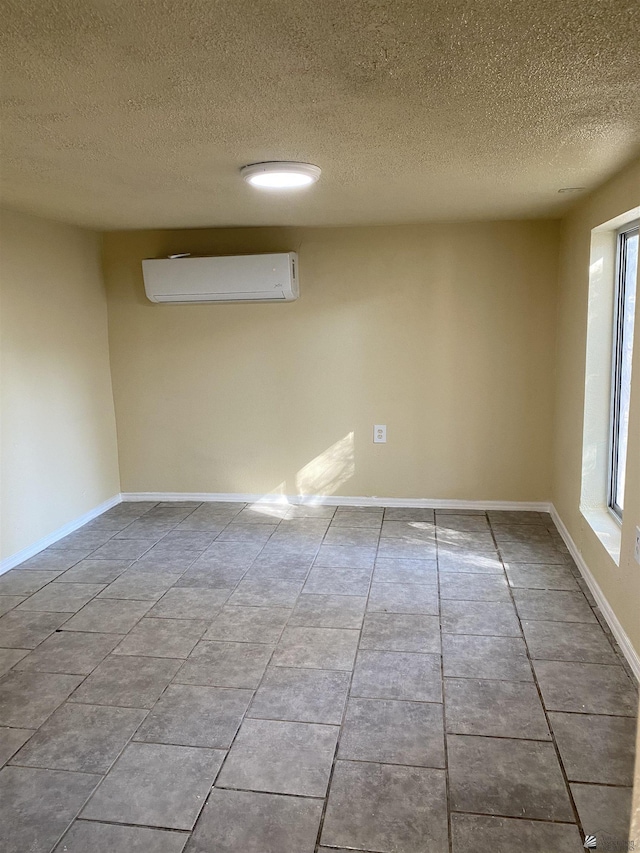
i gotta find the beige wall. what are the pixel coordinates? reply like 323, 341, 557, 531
0, 208, 120, 561
103, 221, 559, 502
552, 156, 640, 656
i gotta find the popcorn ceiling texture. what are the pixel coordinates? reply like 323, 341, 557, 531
1, 0, 639, 229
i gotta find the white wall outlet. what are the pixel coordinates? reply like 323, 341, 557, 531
635, 526, 640, 565
373, 424, 387, 443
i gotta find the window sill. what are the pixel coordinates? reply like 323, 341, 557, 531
580, 505, 622, 566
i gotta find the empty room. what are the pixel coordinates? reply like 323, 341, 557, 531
0, 1, 639, 851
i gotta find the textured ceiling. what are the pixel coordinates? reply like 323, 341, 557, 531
1, 0, 639, 230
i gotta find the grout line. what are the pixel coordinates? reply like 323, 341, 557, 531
487, 514, 587, 843
444, 731, 551, 742
73, 816, 191, 833
312, 507, 381, 853
537, 708, 638, 720
177, 505, 336, 846
222, 753, 448, 776
214, 783, 326, 799
553, 779, 634, 789
436, 511, 455, 853
448, 808, 580, 825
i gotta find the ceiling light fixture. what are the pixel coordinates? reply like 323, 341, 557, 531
558, 187, 586, 194
241, 161, 321, 189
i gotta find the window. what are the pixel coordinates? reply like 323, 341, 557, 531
608, 221, 638, 519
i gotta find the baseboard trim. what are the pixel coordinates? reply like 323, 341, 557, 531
0, 494, 122, 576
122, 491, 552, 512
550, 503, 640, 681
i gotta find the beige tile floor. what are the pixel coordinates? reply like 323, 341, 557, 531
0, 501, 637, 853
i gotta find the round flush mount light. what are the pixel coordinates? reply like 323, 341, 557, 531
241, 161, 321, 189
558, 187, 586, 194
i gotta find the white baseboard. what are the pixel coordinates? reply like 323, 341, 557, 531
122, 491, 552, 512
550, 504, 640, 681
0, 494, 122, 576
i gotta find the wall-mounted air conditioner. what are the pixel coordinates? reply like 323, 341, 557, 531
142, 252, 299, 303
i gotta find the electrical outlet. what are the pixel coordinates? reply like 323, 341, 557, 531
374, 424, 387, 443
635, 527, 640, 565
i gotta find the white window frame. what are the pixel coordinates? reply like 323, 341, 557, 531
607, 219, 639, 521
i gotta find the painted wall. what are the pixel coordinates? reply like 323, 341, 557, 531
552, 157, 640, 658
0, 208, 120, 561
103, 221, 559, 502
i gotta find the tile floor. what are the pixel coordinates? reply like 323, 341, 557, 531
0, 501, 637, 853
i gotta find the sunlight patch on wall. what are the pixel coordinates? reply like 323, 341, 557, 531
295, 432, 355, 498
